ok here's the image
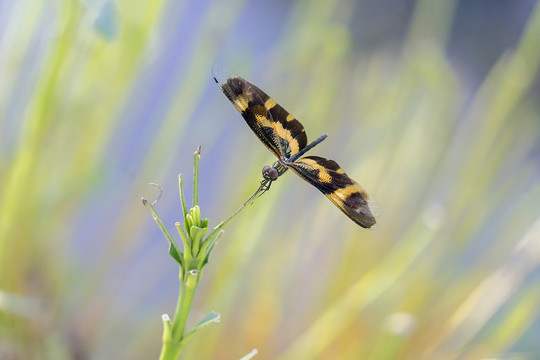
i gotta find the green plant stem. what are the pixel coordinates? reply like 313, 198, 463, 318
159, 335, 182, 360
158, 269, 202, 360
155, 150, 268, 360
172, 270, 202, 342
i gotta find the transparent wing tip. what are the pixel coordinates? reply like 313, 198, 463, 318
211, 63, 237, 86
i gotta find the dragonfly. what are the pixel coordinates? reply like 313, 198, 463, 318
212, 64, 379, 229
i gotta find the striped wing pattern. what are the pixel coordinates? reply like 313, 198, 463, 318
212, 64, 307, 159
287, 156, 379, 228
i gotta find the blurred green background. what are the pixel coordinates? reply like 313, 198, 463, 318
2, 0, 540, 359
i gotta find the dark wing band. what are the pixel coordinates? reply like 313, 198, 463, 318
286, 156, 379, 228
212, 64, 307, 159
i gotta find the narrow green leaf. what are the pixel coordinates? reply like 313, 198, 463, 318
181, 311, 220, 345
142, 198, 184, 269
168, 242, 184, 266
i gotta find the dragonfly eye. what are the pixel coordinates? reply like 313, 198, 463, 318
262, 165, 279, 181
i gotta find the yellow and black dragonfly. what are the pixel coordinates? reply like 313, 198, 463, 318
212, 65, 379, 229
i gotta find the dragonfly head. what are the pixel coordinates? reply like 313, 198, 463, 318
262, 165, 279, 181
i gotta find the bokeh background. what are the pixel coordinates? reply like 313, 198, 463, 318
2, 0, 540, 359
